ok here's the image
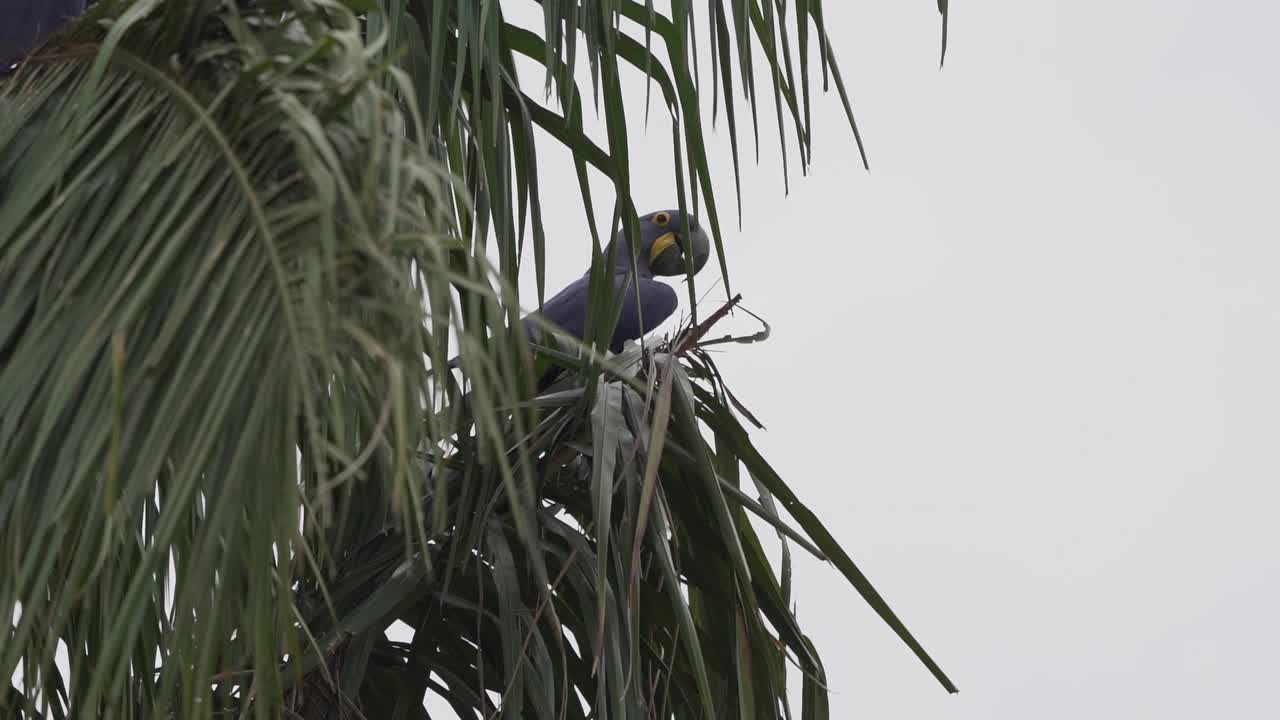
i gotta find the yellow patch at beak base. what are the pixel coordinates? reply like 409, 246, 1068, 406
649, 232, 677, 265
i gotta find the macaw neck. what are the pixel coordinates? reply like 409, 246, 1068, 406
613, 260, 653, 278
611, 243, 654, 278
577, 246, 654, 279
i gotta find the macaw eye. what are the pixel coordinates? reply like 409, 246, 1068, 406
652, 211, 671, 226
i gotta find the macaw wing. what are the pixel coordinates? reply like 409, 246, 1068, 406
611, 277, 678, 352
528, 274, 678, 352
441, 275, 678, 389
530, 275, 592, 343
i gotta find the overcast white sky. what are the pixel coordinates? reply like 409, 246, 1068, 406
498, 1, 1280, 717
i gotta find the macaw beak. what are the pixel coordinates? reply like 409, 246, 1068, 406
649, 223, 711, 277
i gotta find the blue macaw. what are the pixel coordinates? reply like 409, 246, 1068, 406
1, 0, 86, 71
531, 209, 711, 353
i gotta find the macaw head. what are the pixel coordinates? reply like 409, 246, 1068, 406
615, 209, 712, 278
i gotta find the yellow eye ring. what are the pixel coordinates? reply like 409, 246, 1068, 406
652, 211, 671, 226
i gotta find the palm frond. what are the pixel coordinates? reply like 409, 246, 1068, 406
0, 0, 523, 714
342, 321, 957, 720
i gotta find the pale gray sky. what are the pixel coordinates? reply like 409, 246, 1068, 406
501, 1, 1280, 717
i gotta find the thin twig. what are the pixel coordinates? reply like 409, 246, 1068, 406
486, 545, 582, 720
673, 293, 743, 355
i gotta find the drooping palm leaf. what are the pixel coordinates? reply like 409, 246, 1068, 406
0, 0, 521, 714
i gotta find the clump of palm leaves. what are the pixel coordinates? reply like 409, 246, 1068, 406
0, 0, 953, 717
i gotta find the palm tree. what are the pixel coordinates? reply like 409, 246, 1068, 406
0, 1, 955, 717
